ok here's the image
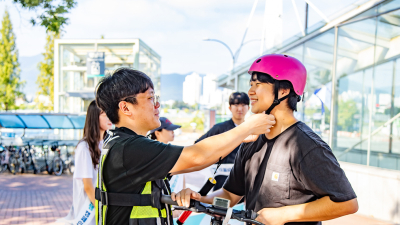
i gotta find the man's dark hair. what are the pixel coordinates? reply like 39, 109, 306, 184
251, 72, 299, 111
95, 68, 154, 124
229, 92, 250, 106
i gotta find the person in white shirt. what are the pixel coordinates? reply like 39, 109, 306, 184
58, 100, 112, 225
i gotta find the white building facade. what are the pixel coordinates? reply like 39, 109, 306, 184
201, 73, 231, 110
54, 39, 161, 113
182, 72, 203, 105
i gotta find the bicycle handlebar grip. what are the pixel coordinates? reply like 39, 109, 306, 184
177, 177, 216, 225
161, 195, 178, 206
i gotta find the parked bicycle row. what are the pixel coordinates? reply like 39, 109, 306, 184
0, 140, 75, 176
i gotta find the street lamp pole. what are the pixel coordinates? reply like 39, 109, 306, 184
203, 38, 236, 89
203, 38, 262, 90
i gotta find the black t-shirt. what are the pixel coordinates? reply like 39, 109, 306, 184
196, 119, 240, 191
195, 119, 238, 164
224, 122, 356, 225
103, 127, 183, 225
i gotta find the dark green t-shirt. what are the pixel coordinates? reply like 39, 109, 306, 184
103, 127, 183, 225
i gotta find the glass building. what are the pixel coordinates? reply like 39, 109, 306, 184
218, 0, 400, 170
54, 39, 161, 113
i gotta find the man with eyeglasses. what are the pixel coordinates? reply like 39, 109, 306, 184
195, 92, 250, 191
93, 68, 276, 225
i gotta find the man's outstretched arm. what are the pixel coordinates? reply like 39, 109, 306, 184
169, 114, 275, 174
256, 197, 358, 225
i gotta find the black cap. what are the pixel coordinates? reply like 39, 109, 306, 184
150, 117, 181, 134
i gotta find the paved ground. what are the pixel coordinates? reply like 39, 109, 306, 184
0, 173, 73, 225
0, 173, 396, 225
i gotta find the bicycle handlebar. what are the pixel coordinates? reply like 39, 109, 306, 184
160, 195, 263, 225
161, 195, 179, 206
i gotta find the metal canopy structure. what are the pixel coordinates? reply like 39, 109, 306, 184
216, 0, 400, 172
22, 139, 79, 146
218, 0, 390, 88
0, 113, 85, 129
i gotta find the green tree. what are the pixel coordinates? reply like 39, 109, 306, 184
315, 69, 331, 87
13, 0, 77, 33
36, 31, 59, 111
338, 99, 358, 131
172, 101, 195, 110
190, 111, 204, 131
0, 10, 24, 111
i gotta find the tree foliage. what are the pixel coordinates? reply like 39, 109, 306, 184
338, 99, 358, 131
13, 0, 76, 33
171, 101, 197, 110
0, 9, 24, 111
36, 31, 59, 111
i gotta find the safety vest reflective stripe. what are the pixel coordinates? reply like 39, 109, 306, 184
130, 181, 168, 219
95, 154, 107, 225
101, 155, 107, 192
96, 162, 99, 225
95, 176, 99, 225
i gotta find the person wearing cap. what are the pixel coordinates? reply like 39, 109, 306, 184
173, 54, 358, 225
149, 117, 185, 218
149, 117, 181, 144
194, 92, 250, 191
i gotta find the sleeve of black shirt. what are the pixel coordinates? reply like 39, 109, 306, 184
123, 136, 183, 183
222, 143, 246, 196
195, 125, 221, 143
299, 145, 357, 202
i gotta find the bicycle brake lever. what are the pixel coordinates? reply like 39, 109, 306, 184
173, 206, 193, 211
173, 201, 207, 213
232, 210, 263, 225
231, 214, 264, 225
246, 210, 258, 220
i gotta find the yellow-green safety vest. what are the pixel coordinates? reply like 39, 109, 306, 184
95, 131, 173, 225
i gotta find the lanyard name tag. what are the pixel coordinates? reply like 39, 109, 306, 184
209, 164, 234, 177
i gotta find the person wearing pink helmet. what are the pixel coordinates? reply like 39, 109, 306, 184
173, 54, 358, 225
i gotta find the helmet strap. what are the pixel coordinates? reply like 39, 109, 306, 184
265, 80, 292, 114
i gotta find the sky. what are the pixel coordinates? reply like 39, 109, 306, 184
0, 0, 367, 76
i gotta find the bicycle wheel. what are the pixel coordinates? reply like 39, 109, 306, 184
9, 157, 17, 175
53, 158, 63, 176
19, 161, 25, 174
0, 154, 6, 173
68, 162, 75, 174
24, 154, 32, 166
0, 164, 6, 173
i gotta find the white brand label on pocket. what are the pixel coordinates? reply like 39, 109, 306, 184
272, 172, 279, 181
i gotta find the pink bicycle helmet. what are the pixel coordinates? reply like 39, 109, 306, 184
248, 54, 307, 95
248, 54, 307, 114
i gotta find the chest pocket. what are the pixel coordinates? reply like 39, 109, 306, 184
263, 163, 290, 201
